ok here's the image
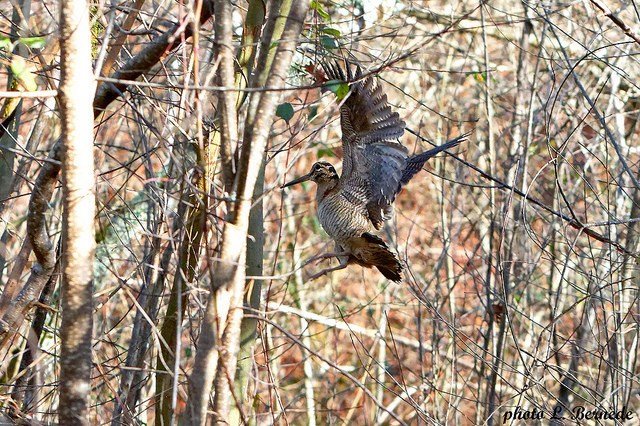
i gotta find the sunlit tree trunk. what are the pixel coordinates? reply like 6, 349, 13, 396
58, 0, 96, 423
186, 2, 308, 424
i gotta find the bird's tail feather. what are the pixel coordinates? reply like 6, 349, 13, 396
359, 232, 403, 282
376, 265, 402, 282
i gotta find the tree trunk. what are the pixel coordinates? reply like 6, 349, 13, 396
58, 0, 96, 424
186, 2, 308, 424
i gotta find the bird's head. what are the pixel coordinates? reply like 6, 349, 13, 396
281, 161, 338, 188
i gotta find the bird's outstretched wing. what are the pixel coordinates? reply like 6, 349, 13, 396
400, 132, 468, 187
323, 61, 408, 229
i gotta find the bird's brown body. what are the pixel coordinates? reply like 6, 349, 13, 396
315, 176, 402, 280
283, 61, 466, 282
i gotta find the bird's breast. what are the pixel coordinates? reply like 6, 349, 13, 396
317, 192, 372, 242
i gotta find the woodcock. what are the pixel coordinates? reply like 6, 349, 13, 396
283, 61, 467, 282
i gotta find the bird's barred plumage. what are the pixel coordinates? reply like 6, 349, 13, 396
283, 60, 466, 281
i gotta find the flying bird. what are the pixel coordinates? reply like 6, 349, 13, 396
283, 61, 467, 282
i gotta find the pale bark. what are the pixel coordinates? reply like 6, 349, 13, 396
186, 2, 308, 424
228, 1, 268, 420
215, 0, 239, 192
58, 0, 96, 424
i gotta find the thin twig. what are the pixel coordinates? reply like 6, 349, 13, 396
405, 128, 635, 256
589, 0, 640, 46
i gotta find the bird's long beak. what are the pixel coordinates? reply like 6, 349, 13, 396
281, 173, 312, 188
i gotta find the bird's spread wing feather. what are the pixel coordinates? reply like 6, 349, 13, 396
323, 61, 407, 229
400, 132, 468, 186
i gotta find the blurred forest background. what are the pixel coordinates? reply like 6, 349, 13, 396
1, 0, 640, 424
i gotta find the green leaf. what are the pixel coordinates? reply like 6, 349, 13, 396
466, 71, 485, 82
0, 37, 12, 51
335, 84, 349, 100
10, 56, 27, 76
19, 36, 46, 49
320, 34, 337, 50
11, 57, 37, 91
322, 27, 341, 37
310, 0, 330, 20
325, 80, 349, 100
325, 80, 340, 92
276, 102, 294, 123
308, 105, 318, 121
317, 148, 334, 159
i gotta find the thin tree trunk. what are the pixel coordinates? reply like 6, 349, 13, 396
186, 2, 308, 424
231, 0, 292, 419
230, 158, 265, 425
0, 0, 31, 276
57, 0, 96, 424
155, 191, 207, 425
